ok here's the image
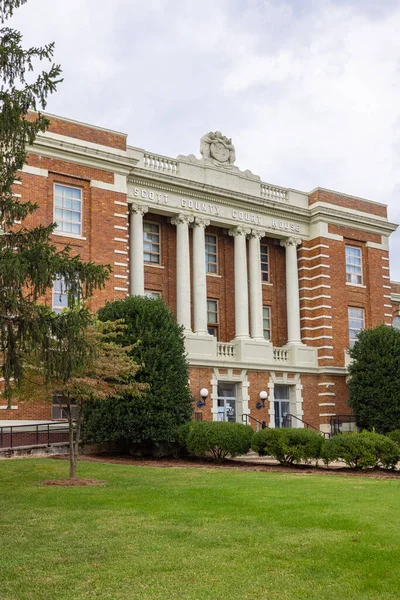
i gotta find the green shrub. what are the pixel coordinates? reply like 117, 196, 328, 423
387, 429, 400, 446
252, 428, 324, 466
186, 421, 253, 461
177, 421, 194, 450
323, 431, 399, 470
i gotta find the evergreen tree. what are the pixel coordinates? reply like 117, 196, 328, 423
83, 296, 194, 448
348, 324, 400, 433
0, 0, 110, 404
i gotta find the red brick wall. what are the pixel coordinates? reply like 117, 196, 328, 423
26, 112, 127, 150
309, 188, 387, 218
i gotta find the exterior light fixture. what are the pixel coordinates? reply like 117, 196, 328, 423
256, 390, 268, 410
197, 388, 209, 409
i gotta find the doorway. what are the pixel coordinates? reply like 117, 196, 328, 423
217, 382, 237, 422
274, 385, 291, 428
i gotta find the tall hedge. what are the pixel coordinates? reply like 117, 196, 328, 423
82, 296, 193, 444
348, 325, 400, 433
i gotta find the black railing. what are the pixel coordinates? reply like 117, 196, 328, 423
0, 422, 70, 449
329, 415, 359, 436
242, 414, 267, 431
285, 414, 330, 438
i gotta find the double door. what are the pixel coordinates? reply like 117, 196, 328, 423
217, 382, 237, 423
274, 385, 291, 428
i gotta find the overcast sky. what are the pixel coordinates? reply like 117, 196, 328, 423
10, 0, 400, 279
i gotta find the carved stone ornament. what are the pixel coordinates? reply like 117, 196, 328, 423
200, 131, 236, 167
228, 225, 251, 237
280, 236, 302, 248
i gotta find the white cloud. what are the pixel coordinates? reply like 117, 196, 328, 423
8, 0, 400, 277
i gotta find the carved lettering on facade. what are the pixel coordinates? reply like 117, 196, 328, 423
271, 218, 300, 233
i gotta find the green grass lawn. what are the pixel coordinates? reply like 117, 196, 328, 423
1, 460, 400, 600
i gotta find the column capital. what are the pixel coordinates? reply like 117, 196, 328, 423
229, 225, 251, 237
280, 236, 302, 248
192, 216, 210, 228
249, 228, 266, 239
170, 213, 195, 226
129, 203, 149, 216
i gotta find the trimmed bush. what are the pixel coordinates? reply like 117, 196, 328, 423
186, 421, 253, 461
177, 421, 194, 451
252, 428, 324, 466
323, 431, 400, 470
387, 430, 400, 446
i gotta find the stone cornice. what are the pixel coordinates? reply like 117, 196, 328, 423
28, 136, 138, 175
309, 205, 397, 236
129, 172, 311, 223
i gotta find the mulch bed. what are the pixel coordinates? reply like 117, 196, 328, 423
50, 454, 400, 479
41, 477, 106, 486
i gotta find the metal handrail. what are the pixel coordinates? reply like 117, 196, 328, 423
242, 414, 267, 431
286, 414, 330, 439
0, 421, 71, 449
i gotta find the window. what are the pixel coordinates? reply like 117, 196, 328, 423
52, 394, 78, 420
263, 306, 271, 340
205, 234, 217, 273
348, 307, 365, 348
53, 276, 68, 313
392, 316, 400, 330
207, 299, 219, 337
144, 290, 161, 299
54, 184, 82, 236
345, 246, 362, 285
260, 242, 269, 282
143, 222, 160, 264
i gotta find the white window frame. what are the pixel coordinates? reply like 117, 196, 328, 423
52, 276, 69, 313
53, 183, 83, 238
345, 246, 363, 285
260, 242, 270, 283
144, 290, 161, 299
205, 234, 218, 274
207, 298, 219, 338
348, 307, 365, 348
263, 306, 271, 341
143, 221, 161, 265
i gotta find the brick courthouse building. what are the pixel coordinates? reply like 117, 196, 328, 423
3, 113, 400, 433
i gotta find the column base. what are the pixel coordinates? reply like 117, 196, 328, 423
184, 332, 217, 360
284, 343, 318, 368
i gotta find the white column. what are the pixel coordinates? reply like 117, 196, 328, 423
171, 213, 194, 332
249, 228, 266, 341
229, 226, 250, 339
280, 236, 302, 344
129, 203, 148, 296
192, 216, 210, 335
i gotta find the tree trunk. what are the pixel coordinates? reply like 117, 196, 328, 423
74, 405, 83, 475
68, 409, 76, 479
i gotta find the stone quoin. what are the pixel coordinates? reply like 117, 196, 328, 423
3, 112, 400, 435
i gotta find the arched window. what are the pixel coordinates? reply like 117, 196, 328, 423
392, 316, 400, 330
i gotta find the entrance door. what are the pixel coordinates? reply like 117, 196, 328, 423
274, 385, 291, 428
217, 383, 237, 423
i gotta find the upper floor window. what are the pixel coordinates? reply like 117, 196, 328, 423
205, 234, 217, 273
207, 299, 219, 338
345, 246, 362, 285
53, 276, 68, 313
143, 222, 160, 264
392, 316, 400, 330
260, 242, 269, 282
348, 307, 364, 348
54, 184, 82, 236
263, 306, 271, 340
